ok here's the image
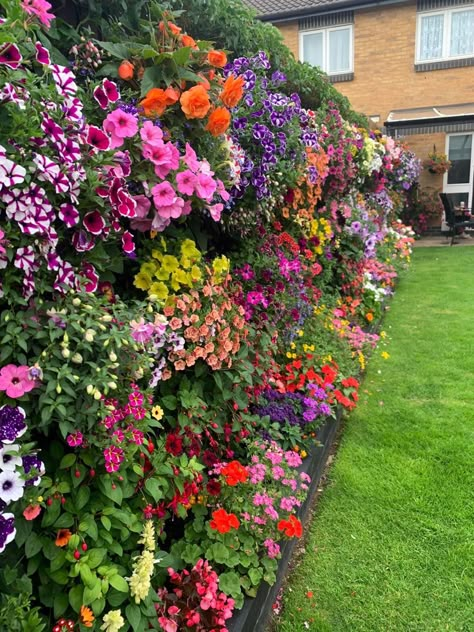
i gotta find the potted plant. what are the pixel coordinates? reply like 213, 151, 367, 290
424, 146, 451, 175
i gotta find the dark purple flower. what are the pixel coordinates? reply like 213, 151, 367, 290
0, 512, 15, 553
0, 406, 27, 444
22, 454, 44, 487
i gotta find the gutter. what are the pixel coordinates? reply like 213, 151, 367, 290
256, 0, 410, 23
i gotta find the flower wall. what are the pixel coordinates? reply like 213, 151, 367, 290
0, 2, 418, 631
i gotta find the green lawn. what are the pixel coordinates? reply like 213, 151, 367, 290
274, 247, 474, 632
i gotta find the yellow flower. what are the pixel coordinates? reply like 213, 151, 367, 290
129, 550, 155, 603
161, 255, 180, 275
149, 282, 169, 301
151, 249, 163, 261
300, 450, 308, 458
134, 271, 152, 291
155, 265, 171, 281
141, 262, 158, 277
181, 238, 201, 261
152, 405, 164, 421
381, 351, 390, 359
212, 255, 230, 281
189, 265, 202, 283
101, 610, 125, 632
138, 520, 156, 551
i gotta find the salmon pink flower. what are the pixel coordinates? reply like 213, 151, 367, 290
23, 504, 42, 521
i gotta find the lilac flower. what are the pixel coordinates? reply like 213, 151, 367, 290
0, 470, 25, 504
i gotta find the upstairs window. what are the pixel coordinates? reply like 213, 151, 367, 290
300, 25, 353, 75
417, 6, 474, 62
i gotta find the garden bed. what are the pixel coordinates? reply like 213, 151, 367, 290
228, 409, 342, 632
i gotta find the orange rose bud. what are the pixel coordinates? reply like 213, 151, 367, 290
140, 88, 169, 117
205, 107, 231, 136
118, 60, 134, 81
207, 50, 227, 68
180, 84, 211, 119
182, 34, 198, 49
159, 21, 182, 36
164, 86, 180, 105
220, 74, 244, 108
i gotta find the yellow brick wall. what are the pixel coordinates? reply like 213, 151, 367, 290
277, 21, 299, 59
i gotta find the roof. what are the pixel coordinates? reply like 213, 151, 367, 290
243, 0, 404, 21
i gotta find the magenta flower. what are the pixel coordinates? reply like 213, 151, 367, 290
122, 230, 135, 255
156, 198, 185, 220
83, 210, 106, 235
80, 263, 99, 293
0, 43, 23, 69
176, 170, 197, 196
86, 125, 110, 151
0, 365, 37, 398
34, 41, 50, 65
93, 79, 120, 109
21, 0, 55, 27
183, 143, 200, 171
66, 432, 83, 447
58, 203, 79, 227
103, 109, 138, 139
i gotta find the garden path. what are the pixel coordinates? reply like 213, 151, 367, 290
274, 246, 474, 631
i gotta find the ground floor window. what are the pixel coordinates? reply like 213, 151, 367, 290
444, 133, 474, 208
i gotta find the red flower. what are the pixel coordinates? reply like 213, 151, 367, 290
221, 460, 248, 486
210, 508, 240, 534
341, 377, 359, 389
165, 433, 183, 456
277, 514, 302, 538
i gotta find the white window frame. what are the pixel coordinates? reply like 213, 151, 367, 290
443, 132, 474, 209
299, 24, 354, 75
416, 5, 474, 63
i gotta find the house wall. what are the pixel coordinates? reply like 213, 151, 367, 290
273, 2, 474, 228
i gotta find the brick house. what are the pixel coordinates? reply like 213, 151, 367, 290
244, 0, 474, 215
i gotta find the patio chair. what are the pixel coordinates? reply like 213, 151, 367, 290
439, 193, 474, 245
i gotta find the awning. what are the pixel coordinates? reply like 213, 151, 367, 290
384, 103, 474, 137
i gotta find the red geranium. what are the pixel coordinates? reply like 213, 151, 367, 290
165, 432, 183, 456
277, 514, 303, 538
209, 508, 240, 534
221, 460, 248, 486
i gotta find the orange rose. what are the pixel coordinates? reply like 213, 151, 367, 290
205, 107, 231, 136
140, 88, 169, 117
182, 34, 198, 49
118, 60, 134, 81
207, 50, 227, 68
220, 74, 244, 108
180, 84, 211, 119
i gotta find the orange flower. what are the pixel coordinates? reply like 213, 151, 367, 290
55, 529, 72, 547
180, 84, 211, 119
182, 34, 198, 49
118, 60, 134, 81
366, 312, 374, 322
164, 86, 180, 105
207, 50, 227, 68
210, 508, 240, 534
159, 21, 181, 36
221, 460, 248, 486
205, 107, 231, 136
220, 74, 244, 108
80, 605, 95, 628
140, 88, 169, 117
277, 515, 303, 538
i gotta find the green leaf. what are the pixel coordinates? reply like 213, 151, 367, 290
172, 46, 191, 66
25, 532, 42, 558
107, 588, 128, 607
54, 512, 74, 529
109, 574, 129, 593
59, 453, 76, 469
181, 543, 202, 565
83, 580, 102, 605
248, 567, 263, 586
87, 548, 106, 569
69, 585, 84, 613
218, 571, 242, 598
126, 603, 142, 631
53, 592, 69, 618
205, 542, 229, 564
14, 516, 32, 547
50, 550, 66, 573
140, 65, 164, 97
41, 500, 61, 527
144, 477, 164, 502
75, 486, 91, 512
161, 395, 177, 410
95, 41, 131, 59
100, 515, 112, 531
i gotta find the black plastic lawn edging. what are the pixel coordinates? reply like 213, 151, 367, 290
227, 407, 343, 632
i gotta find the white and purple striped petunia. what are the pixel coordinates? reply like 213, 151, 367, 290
51, 64, 78, 98
0, 156, 26, 188
58, 203, 79, 227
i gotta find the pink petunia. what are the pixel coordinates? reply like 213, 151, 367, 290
83, 210, 106, 235
104, 109, 138, 139
207, 203, 223, 221
155, 197, 185, 220
140, 120, 163, 145
176, 170, 197, 196
122, 230, 135, 255
0, 365, 37, 398
194, 173, 217, 201
0, 43, 23, 69
66, 432, 83, 447
21, 0, 55, 28
34, 42, 51, 65
152, 181, 176, 208
183, 143, 200, 172
23, 504, 42, 521
81, 262, 99, 293
86, 125, 110, 151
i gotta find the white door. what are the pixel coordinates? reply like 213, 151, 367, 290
444, 133, 474, 209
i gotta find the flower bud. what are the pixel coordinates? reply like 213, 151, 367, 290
56, 384, 62, 394
103, 338, 110, 347
62, 348, 70, 359
84, 329, 95, 342
86, 384, 94, 394
109, 351, 117, 362
93, 390, 102, 400
63, 332, 69, 343
71, 353, 83, 364
107, 381, 117, 390
72, 298, 81, 306
101, 314, 112, 322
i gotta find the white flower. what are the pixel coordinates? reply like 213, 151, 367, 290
0, 444, 22, 471
100, 610, 125, 632
0, 469, 25, 504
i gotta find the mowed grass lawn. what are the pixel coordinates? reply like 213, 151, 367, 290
274, 247, 474, 632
